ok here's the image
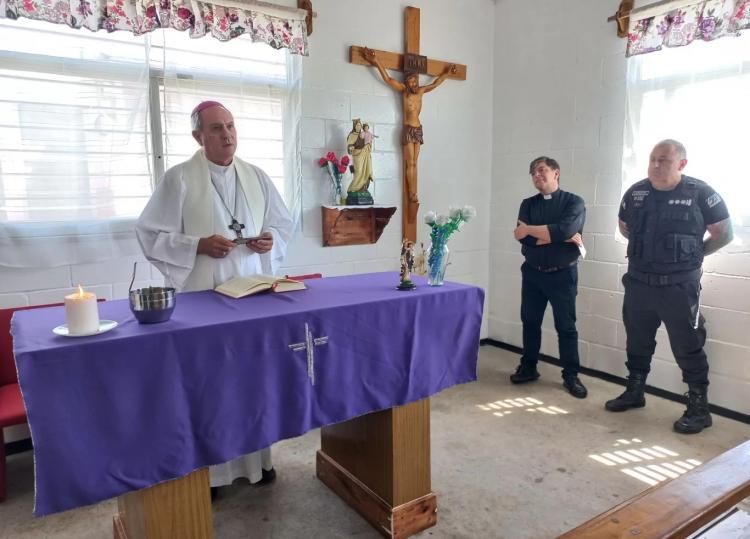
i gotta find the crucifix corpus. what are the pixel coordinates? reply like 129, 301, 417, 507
350, 6, 467, 243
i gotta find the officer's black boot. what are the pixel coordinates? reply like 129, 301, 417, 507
673, 383, 712, 434
605, 372, 647, 412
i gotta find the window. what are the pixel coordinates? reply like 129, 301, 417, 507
0, 17, 298, 224
624, 31, 750, 247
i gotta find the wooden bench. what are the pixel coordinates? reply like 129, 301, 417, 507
558, 439, 750, 539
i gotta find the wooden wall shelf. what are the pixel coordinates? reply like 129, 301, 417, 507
321, 205, 396, 247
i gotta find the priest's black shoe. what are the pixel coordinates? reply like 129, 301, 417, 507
510, 363, 540, 384
563, 376, 587, 398
254, 467, 276, 486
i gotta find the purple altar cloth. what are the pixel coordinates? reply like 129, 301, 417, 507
11, 272, 484, 516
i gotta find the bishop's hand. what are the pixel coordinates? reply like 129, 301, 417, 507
198, 234, 236, 259
246, 231, 274, 254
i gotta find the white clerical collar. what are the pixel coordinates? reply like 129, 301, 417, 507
206, 159, 234, 177
543, 194, 552, 200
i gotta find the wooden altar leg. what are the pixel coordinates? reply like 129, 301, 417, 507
113, 468, 213, 539
317, 398, 436, 539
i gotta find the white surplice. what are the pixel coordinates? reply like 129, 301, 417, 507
135, 152, 294, 487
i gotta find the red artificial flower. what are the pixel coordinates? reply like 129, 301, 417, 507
340, 155, 350, 166
145, 4, 156, 17
318, 157, 327, 166
326, 151, 336, 161
337, 164, 347, 174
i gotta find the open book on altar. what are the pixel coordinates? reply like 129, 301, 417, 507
214, 274, 306, 299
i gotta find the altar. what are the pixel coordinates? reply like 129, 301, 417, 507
11, 272, 484, 538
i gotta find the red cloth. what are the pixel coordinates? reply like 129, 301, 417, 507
0, 304, 63, 386
1, 304, 67, 428
0, 383, 25, 428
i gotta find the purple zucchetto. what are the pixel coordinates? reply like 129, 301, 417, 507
191, 100, 226, 116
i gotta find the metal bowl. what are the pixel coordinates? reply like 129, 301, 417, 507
129, 287, 176, 324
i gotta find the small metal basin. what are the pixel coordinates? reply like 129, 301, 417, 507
129, 287, 176, 324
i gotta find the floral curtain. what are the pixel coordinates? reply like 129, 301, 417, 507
627, 0, 750, 57
0, 0, 308, 55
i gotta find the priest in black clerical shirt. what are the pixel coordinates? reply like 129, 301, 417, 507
510, 156, 588, 399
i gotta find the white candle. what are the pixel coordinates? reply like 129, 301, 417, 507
64, 285, 100, 335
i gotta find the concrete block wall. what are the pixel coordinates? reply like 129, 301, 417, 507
1, 0, 494, 442
490, 0, 750, 415
288, 0, 492, 296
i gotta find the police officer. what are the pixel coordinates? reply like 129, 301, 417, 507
511, 156, 588, 398
606, 140, 733, 434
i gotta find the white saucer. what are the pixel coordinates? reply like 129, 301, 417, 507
53, 320, 118, 337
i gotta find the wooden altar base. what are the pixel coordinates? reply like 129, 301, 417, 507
113, 468, 213, 539
317, 398, 436, 539
112, 399, 434, 539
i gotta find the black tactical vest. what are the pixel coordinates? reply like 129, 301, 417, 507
623, 177, 705, 274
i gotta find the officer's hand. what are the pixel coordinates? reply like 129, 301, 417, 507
198, 235, 236, 259
246, 231, 273, 254
514, 220, 528, 240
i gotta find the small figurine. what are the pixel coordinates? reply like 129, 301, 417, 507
397, 238, 417, 290
359, 123, 378, 145
412, 242, 427, 276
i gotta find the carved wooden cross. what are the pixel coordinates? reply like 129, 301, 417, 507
349, 6, 466, 242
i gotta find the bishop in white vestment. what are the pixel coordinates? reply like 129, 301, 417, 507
135, 101, 294, 489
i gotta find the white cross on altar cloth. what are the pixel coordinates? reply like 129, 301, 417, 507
288, 323, 328, 386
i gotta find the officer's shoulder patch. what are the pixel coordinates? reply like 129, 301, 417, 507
706, 192, 722, 208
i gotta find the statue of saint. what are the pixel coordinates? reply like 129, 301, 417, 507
346, 118, 374, 205
397, 238, 417, 290
412, 242, 427, 276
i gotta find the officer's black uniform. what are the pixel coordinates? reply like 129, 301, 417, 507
516, 189, 585, 384
611, 174, 729, 433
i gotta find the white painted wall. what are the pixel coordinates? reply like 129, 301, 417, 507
490, 0, 750, 415
1, 0, 494, 442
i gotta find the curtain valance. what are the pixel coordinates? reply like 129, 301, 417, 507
627, 0, 750, 56
0, 0, 308, 55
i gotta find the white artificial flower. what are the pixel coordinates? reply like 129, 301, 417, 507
449, 206, 462, 219
424, 211, 437, 225
435, 214, 450, 226
461, 205, 477, 221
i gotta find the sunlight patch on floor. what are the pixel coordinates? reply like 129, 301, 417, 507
588, 438, 703, 486
475, 397, 569, 417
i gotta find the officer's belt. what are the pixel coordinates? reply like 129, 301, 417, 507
627, 268, 701, 286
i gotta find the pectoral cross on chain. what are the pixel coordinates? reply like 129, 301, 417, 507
288, 323, 329, 386
229, 218, 245, 240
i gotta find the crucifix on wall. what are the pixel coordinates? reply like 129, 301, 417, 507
349, 6, 467, 242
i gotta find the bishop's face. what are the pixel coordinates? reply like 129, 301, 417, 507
193, 106, 237, 166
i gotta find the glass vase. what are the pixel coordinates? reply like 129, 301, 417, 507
427, 242, 450, 286
330, 182, 342, 206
